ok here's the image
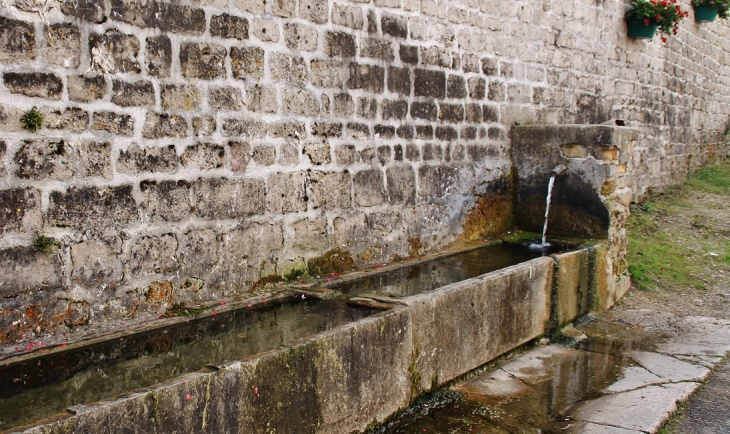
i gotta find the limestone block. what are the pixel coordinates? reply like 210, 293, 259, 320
279, 142, 300, 166
414, 68, 445, 98
0, 188, 42, 235
68, 75, 107, 102
284, 23, 318, 51
283, 88, 320, 116
41, 107, 89, 132
386, 166, 416, 205
131, 234, 179, 275
360, 37, 394, 61
71, 240, 124, 286
209, 86, 244, 111
0, 17, 36, 63
3, 72, 62, 100
43, 23, 80, 68
247, 85, 278, 114
117, 144, 179, 174
325, 31, 356, 57
357, 97, 377, 119
141, 180, 191, 222
0, 247, 62, 297
210, 13, 249, 40
270, 53, 309, 85
62, 0, 106, 23
299, 0, 329, 24
110, 0, 206, 34
89, 30, 140, 74
47, 185, 138, 229
310, 171, 351, 210
178, 228, 218, 274
418, 165, 458, 199
292, 217, 330, 250
387, 66, 411, 96
347, 122, 371, 140
111, 80, 155, 107
266, 172, 308, 213
230, 141, 251, 172
311, 60, 343, 88
397, 125, 413, 139
221, 118, 266, 139
181, 142, 225, 170
194, 177, 265, 219
142, 113, 188, 138
146, 35, 172, 77
410, 101, 438, 121
382, 13, 407, 38
253, 19, 280, 42
269, 121, 305, 138
332, 3, 364, 29
236, 0, 266, 14
92, 111, 134, 136
179, 43, 226, 80
272, 0, 297, 17
193, 116, 216, 137
252, 145, 276, 166
231, 46, 265, 80
335, 145, 358, 165
161, 84, 202, 110
333, 93, 354, 116
399, 44, 418, 64
354, 169, 385, 207
420, 46, 450, 68
311, 122, 343, 138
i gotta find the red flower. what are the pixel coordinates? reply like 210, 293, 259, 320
655, 14, 662, 20
644, 18, 651, 25
661, 36, 668, 43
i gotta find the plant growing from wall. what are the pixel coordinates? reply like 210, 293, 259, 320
20, 107, 43, 132
626, 0, 689, 42
33, 233, 58, 254
691, 0, 730, 21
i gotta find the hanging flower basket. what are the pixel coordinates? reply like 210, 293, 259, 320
625, 0, 688, 42
627, 19, 659, 38
692, 0, 730, 21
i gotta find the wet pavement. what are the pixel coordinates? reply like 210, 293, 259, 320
372, 310, 730, 434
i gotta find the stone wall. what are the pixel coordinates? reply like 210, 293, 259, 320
0, 0, 729, 342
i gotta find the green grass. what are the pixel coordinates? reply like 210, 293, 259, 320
627, 163, 730, 291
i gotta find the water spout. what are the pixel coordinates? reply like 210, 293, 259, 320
551, 164, 567, 176
530, 166, 567, 250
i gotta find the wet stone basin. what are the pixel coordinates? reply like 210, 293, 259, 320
331, 243, 566, 298
0, 298, 376, 431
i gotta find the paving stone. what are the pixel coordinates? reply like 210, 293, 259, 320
570, 382, 699, 432
627, 351, 711, 383
576, 423, 642, 433
605, 365, 664, 394
657, 317, 730, 357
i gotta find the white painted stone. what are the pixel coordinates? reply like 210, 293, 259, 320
605, 365, 664, 394
571, 382, 699, 432
628, 351, 711, 383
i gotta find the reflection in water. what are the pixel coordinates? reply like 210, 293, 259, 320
333, 244, 554, 297
0, 299, 374, 431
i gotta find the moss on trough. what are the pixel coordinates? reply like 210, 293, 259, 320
307, 248, 359, 277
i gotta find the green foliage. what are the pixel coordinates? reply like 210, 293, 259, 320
33, 234, 58, 254
626, 0, 689, 39
20, 107, 44, 132
307, 248, 359, 277
284, 267, 306, 282
687, 164, 730, 194
692, 0, 730, 18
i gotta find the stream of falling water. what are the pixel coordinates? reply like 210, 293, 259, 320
541, 172, 557, 245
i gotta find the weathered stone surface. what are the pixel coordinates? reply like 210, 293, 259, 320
0, 247, 62, 297
312, 59, 343, 88
354, 169, 385, 207
386, 166, 416, 205
447, 75, 466, 98
397, 125, 413, 139
415, 125, 433, 139
247, 85, 278, 113
14, 139, 73, 180
553, 249, 592, 326
89, 30, 140, 74
179, 43, 226, 79
194, 177, 265, 219
465, 103, 482, 123
382, 13, 408, 38
43, 23, 80, 68
468, 77, 486, 99
332, 3, 364, 29
178, 229, 218, 274
382, 99, 408, 120
439, 103, 465, 123
252, 144, 276, 166
272, 0, 297, 17
310, 171, 351, 210
375, 125, 395, 140
266, 172, 308, 213
110, 0, 206, 34
299, 0, 329, 24
325, 31, 356, 57
270, 52, 309, 84
193, 115, 216, 137
181, 142, 225, 169
418, 165, 458, 199
279, 142, 300, 166
3, 72, 62, 100
414, 69, 445, 98
284, 23, 318, 51
0, 188, 42, 235
236, 0, 266, 14
230, 141, 251, 172
142, 113, 188, 138
92, 111, 134, 136
483, 104, 499, 122
283, 88, 320, 116
41, 107, 89, 132
253, 19, 280, 42
117, 144, 179, 174
160, 84, 202, 110
360, 38, 394, 61
47, 185, 138, 229
71, 240, 124, 286
348, 122, 371, 140
333, 93, 354, 116
388, 66, 411, 96
62, 0, 106, 23
213, 222, 283, 290
68, 75, 107, 102
357, 97, 377, 119
311, 122, 343, 138
210, 13, 249, 40
335, 144, 358, 165
292, 217, 330, 250
410, 101, 438, 121
420, 46, 450, 67
231, 46, 265, 79
209, 86, 244, 111
131, 234, 179, 275
422, 143, 442, 161
141, 180, 191, 222
269, 121, 306, 138
146, 35, 172, 77
0, 17, 36, 63
112, 80, 155, 107
0, 141, 5, 177
222, 118, 266, 139
400, 44, 418, 64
